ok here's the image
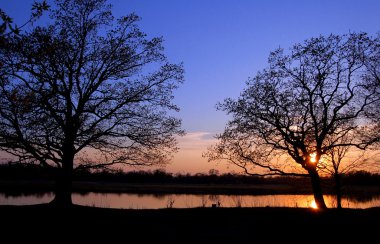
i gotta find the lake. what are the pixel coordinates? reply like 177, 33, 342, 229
1, 192, 380, 209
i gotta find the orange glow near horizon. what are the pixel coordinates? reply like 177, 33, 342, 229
166, 132, 240, 174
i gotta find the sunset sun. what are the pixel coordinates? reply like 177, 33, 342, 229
310, 152, 317, 164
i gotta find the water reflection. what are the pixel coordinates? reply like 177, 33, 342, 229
0, 192, 54, 205
310, 200, 318, 209
1, 193, 380, 209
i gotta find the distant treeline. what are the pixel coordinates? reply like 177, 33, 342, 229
0, 163, 380, 185
0, 164, 380, 185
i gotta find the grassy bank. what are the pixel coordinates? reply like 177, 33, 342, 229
0, 204, 379, 243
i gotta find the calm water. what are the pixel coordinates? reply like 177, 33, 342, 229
1, 192, 380, 209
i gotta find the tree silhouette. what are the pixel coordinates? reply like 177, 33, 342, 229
363, 33, 380, 145
207, 33, 380, 209
321, 135, 373, 209
0, 0, 184, 206
0, 1, 49, 39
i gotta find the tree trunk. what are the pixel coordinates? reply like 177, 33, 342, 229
309, 169, 327, 209
50, 152, 74, 207
334, 173, 342, 209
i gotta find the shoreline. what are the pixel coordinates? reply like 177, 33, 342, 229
1, 180, 379, 196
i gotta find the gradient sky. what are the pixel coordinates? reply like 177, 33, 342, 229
1, 0, 380, 173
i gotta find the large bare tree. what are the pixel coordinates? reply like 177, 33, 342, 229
206, 33, 380, 209
0, 0, 184, 206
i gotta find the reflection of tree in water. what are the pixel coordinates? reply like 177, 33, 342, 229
78, 192, 90, 197
3, 191, 53, 198
209, 194, 221, 207
166, 195, 175, 208
232, 195, 244, 208
151, 194, 166, 200
36, 192, 53, 198
200, 195, 208, 207
345, 194, 380, 203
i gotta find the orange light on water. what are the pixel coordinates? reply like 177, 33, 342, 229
310, 200, 318, 209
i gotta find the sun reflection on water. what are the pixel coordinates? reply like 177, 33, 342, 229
310, 200, 318, 209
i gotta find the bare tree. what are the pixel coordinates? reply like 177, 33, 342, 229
0, 1, 49, 39
363, 33, 380, 144
320, 135, 373, 209
0, 0, 184, 206
206, 33, 380, 209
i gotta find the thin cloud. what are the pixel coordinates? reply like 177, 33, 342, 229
177, 132, 217, 151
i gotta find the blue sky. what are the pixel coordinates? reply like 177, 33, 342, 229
1, 0, 380, 173
118, 0, 380, 133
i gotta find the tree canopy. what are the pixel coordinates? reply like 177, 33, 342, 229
0, 0, 184, 205
207, 33, 380, 208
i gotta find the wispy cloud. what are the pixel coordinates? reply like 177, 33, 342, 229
176, 131, 217, 151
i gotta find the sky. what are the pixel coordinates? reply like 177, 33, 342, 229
1, 0, 380, 174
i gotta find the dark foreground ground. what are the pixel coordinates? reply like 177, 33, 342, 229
0, 205, 379, 244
